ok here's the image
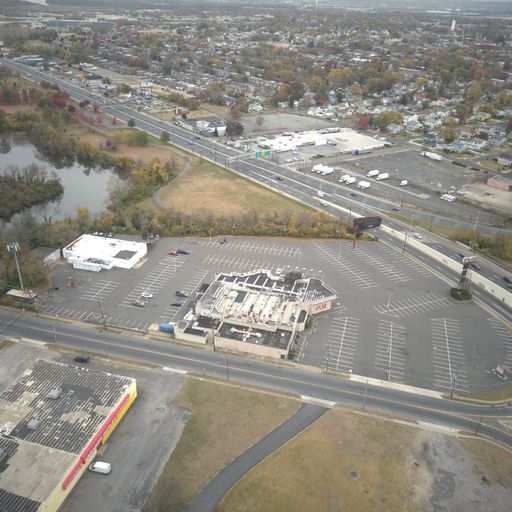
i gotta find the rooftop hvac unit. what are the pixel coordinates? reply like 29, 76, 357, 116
27, 418, 41, 430
47, 387, 63, 400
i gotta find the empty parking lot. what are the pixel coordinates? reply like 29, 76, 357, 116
39, 235, 509, 394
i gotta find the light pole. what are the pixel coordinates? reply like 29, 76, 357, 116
7, 242, 24, 290
387, 292, 393, 309
402, 213, 415, 254
450, 373, 457, 398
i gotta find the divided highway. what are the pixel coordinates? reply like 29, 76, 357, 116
1, 60, 511, 318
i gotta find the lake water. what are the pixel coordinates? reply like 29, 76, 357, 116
0, 134, 123, 225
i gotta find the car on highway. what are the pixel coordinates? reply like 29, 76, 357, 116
168, 249, 179, 256
274, 175, 284, 181
470, 263, 481, 271
73, 355, 90, 363
413, 233, 422, 240
171, 300, 183, 307
503, 276, 512, 286
392, 207, 400, 212
350, 192, 357, 197
456, 253, 465, 259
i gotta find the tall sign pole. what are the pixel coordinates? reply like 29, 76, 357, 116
7, 242, 24, 291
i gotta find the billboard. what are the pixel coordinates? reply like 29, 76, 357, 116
353, 216, 382, 232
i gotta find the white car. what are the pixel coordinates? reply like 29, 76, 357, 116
413, 233, 422, 240
141, 291, 153, 299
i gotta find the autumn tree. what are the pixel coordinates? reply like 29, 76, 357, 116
226, 120, 244, 136
160, 131, 170, 143
255, 115, 265, 131
127, 118, 135, 128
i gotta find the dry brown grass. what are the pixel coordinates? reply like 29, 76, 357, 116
145, 378, 299, 512
217, 410, 418, 512
157, 157, 310, 216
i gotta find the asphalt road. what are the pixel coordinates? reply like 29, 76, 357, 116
2, 58, 510, 241
1, 309, 512, 450
187, 403, 327, 512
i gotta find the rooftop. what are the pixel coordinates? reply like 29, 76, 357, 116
0, 360, 135, 512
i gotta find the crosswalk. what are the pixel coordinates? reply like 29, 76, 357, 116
431, 318, 469, 392
374, 292, 451, 318
374, 320, 406, 381
324, 317, 360, 373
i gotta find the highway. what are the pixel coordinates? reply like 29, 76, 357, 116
1, 309, 512, 450
1, 62, 511, 321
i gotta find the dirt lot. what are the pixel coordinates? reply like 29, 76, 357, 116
218, 410, 512, 512
460, 182, 512, 217
1, 104, 39, 114
156, 157, 310, 216
241, 112, 335, 136
145, 378, 299, 512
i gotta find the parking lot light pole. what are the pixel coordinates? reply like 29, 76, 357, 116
450, 374, 457, 398
7, 242, 24, 291
225, 356, 229, 382
402, 213, 415, 254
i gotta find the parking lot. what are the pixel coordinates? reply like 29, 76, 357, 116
39, 235, 509, 394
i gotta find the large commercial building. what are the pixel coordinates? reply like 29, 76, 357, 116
180, 269, 336, 359
63, 234, 147, 271
0, 360, 137, 512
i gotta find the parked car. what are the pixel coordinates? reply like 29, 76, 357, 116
177, 249, 190, 255
89, 462, 111, 475
219, 238, 227, 244
73, 355, 90, 363
141, 291, 153, 299
131, 299, 145, 307
175, 291, 189, 298
171, 301, 183, 307
168, 249, 179, 256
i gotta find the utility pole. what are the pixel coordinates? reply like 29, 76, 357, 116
7, 242, 24, 290
362, 379, 368, 411
450, 374, 457, 398
402, 213, 415, 254
474, 416, 484, 436
97, 299, 107, 331
225, 356, 229, 382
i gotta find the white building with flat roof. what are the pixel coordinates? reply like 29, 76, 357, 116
63, 234, 147, 271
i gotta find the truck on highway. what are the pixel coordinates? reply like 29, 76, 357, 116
357, 180, 371, 189
376, 172, 389, 181
367, 169, 380, 178
421, 151, 443, 162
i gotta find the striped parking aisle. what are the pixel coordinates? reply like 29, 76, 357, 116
431, 318, 469, 393
374, 292, 451, 318
487, 317, 512, 366
323, 317, 360, 373
374, 320, 406, 381
80, 280, 120, 301
311, 242, 379, 290
353, 247, 411, 283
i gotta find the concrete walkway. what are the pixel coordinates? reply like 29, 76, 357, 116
187, 403, 327, 512
153, 155, 190, 209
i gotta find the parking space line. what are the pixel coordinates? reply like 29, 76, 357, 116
374, 292, 451, 318
311, 242, 379, 290
487, 317, 512, 366
354, 248, 411, 283
324, 317, 360, 373
431, 318, 469, 392
374, 320, 406, 381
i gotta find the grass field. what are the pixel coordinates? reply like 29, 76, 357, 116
466, 382, 512, 402
156, 157, 311, 216
145, 378, 299, 512
217, 409, 512, 512
217, 410, 417, 512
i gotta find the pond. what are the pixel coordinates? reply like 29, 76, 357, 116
0, 134, 124, 226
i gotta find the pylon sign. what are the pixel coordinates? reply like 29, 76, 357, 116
458, 255, 476, 291
255, 151, 262, 158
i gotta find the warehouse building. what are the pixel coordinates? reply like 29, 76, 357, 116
190, 269, 336, 359
63, 234, 147, 271
0, 360, 137, 512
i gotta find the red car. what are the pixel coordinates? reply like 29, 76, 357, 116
168, 249, 179, 256
392, 207, 400, 212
